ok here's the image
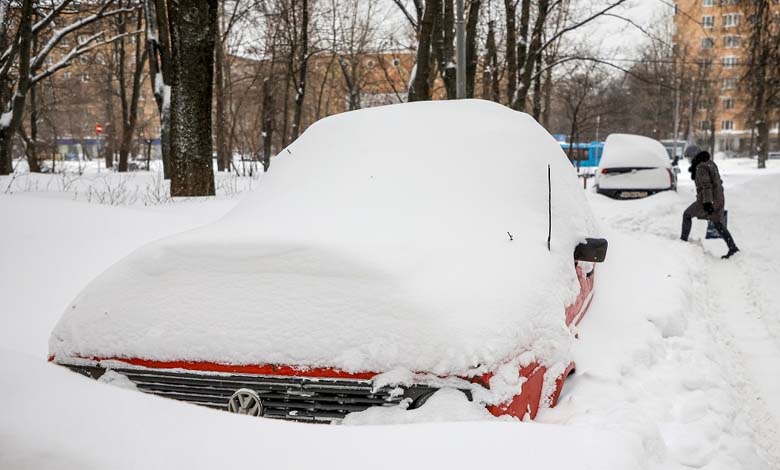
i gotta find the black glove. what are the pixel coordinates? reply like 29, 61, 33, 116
703, 202, 714, 214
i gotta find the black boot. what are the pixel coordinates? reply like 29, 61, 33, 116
713, 222, 739, 259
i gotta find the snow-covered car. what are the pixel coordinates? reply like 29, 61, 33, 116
49, 100, 607, 423
596, 133, 677, 199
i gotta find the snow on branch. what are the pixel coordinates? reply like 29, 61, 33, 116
30, 2, 140, 72
0, 0, 76, 67
32, 30, 143, 84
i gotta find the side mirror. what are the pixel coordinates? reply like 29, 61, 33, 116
574, 238, 608, 263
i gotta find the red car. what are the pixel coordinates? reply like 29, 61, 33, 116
50, 100, 607, 422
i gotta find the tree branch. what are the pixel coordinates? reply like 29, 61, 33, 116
392, 0, 418, 30
32, 30, 142, 84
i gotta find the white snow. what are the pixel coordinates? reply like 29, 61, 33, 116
599, 134, 672, 169
597, 134, 673, 190
49, 100, 598, 377
1, 157, 779, 469
0, 110, 12, 129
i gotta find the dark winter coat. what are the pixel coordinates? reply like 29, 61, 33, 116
685, 153, 725, 223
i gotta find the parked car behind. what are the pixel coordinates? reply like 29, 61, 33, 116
50, 100, 608, 423
596, 133, 676, 199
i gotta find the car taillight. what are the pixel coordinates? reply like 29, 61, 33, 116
601, 168, 607, 174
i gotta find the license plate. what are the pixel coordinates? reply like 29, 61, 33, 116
620, 191, 648, 198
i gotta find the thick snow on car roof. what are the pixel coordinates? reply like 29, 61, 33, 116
599, 133, 671, 169
50, 100, 597, 376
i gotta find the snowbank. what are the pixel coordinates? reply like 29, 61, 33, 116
50, 100, 597, 376
0, 349, 649, 470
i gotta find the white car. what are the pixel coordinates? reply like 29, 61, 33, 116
596, 134, 677, 199
50, 100, 607, 423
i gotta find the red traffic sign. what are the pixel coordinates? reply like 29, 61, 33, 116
95, 124, 103, 135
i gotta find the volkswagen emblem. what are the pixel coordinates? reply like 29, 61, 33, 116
228, 388, 264, 417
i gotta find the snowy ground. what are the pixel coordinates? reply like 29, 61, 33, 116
1, 158, 779, 469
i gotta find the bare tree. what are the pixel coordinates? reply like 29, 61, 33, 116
1, 0, 137, 175
116, 7, 148, 172
742, 0, 779, 169
328, 0, 379, 111
481, 19, 499, 101
408, 0, 438, 101
145, 0, 173, 178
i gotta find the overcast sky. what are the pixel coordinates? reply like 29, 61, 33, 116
575, 0, 672, 57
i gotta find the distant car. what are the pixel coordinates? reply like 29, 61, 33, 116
50, 100, 608, 423
596, 133, 677, 199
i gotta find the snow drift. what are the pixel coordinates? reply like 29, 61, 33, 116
50, 99, 598, 376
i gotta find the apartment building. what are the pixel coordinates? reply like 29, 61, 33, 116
673, 0, 772, 155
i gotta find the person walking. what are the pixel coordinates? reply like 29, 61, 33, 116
680, 145, 739, 258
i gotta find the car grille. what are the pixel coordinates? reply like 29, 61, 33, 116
63, 364, 417, 423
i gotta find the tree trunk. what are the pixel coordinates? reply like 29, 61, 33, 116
146, 0, 173, 178
167, 0, 217, 196
103, 67, 115, 168
27, 82, 40, 172
290, 0, 309, 142
409, 0, 439, 102
516, 0, 530, 87
531, 51, 543, 120
433, 0, 456, 100
281, 54, 292, 146
0, 0, 34, 175
512, 0, 548, 111
261, 77, 274, 172
482, 20, 499, 102
465, 0, 481, 98
541, 62, 553, 129
214, 2, 229, 172
116, 12, 129, 172
503, 0, 516, 105
757, 120, 769, 169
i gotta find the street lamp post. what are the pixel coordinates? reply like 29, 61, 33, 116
455, 0, 466, 99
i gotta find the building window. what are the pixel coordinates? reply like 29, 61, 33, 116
724, 35, 741, 48
722, 78, 737, 89
81, 74, 90, 82
723, 13, 740, 28
702, 15, 715, 29
702, 0, 715, 6
722, 56, 739, 68
63, 71, 72, 80
392, 58, 401, 67
701, 37, 714, 49
698, 120, 711, 131
721, 120, 734, 130
723, 97, 735, 109
698, 99, 711, 111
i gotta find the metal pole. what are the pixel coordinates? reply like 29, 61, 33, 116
595, 115, 601, 141
455, 0, 466, 99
